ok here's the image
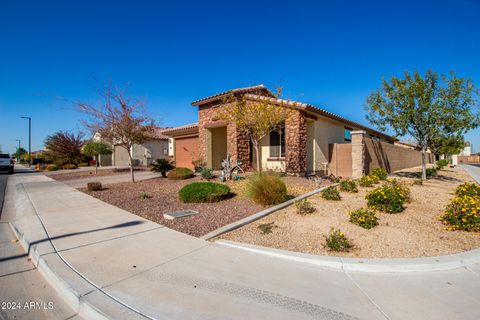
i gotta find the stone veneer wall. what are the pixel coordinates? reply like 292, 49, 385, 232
285, 110, 307, 174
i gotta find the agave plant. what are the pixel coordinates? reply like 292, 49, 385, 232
150, 158, 175, 177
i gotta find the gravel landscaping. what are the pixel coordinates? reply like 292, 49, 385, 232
219, 166, 480, 258
81, 174, 321, 237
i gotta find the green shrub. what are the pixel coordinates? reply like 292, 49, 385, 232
179, 182, 230, 203
436, 159, 449, 170
62, 163, 78, 170
246, 173, 288, 206
295, 199, 317, 215
168, 167, 193, 180
365, 180, 410, 213
258, 222, 277, 234
455, 182, 480, 197
78, 162, 89, 167
139, 192, 151, 200
349, 208, 379, 229
359, 175, 380, 187
324, 228, 352, 252
199, 167, 214, 180
339, 179, 358, 193
151, 158, 175, 177
46, 164, 59, 171
441, 195, 480, 231
371, 168, 388, 180
426, 167, 437, 178
87, 182, 102, 191
321, 186, 341, 201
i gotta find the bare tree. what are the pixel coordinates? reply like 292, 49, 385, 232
75, 84, 156, 182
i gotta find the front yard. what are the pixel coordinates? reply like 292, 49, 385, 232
80, 174, 321, 237
220, 166, 480, 258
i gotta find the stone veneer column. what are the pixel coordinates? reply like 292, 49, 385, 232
285, 110, 307, 175
351, 130, 366, 178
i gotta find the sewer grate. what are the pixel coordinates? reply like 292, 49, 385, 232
163, 210, 198, 220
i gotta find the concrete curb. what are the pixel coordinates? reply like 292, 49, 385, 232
201, 182, 339, 240
216, 239, 480, 273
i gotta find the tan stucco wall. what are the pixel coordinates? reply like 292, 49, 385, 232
312, 117, 347, 172
209, 126, 227, 170
114, 145, 130, 167
131, 140, 169, 167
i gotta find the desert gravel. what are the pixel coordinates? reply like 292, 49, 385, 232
220, 166, 480, 258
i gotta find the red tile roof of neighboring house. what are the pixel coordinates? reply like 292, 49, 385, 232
191, 84, 274, 106
162, 123, 199, 136
243, 94, 395, 141
152, 127, 170, 140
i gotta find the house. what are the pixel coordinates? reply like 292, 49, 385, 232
96, 127, 170, 167
164, 85, 434, 177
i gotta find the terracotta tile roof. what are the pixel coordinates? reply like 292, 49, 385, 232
191, 84, 274, 106
162, 123, 199, 136
152, 127, 170, 140
244, 94, 395, 141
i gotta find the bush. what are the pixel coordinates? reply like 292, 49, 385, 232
324, 228, 352, 252
339, 179, 358, 193
455, 182, 480, 197
62, 163, 78, 170
78, 162, 89, 167
321, 186, 341, 201
139, 192, 151, 200
168, 167, 193, 180
46, 164, 59, 171
179, 182, 230, 203
295, 199, 317, 215
441, 195, 480, 231
426, 167, 437, 178
349, 208, 379, 229
151, 158, 175, 177
436, 159, 449, 170
87, 182, 103, 191
89, 159, 96, 166
365, 180, 410, 213
258, 222, 277, 234
359, 175, 380, 187
199, 167, 214, 180
246, 173, 288, 206
371, 168, 388, 180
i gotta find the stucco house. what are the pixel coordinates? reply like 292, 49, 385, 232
164, 85, 434, 177
95, 127, 170, 167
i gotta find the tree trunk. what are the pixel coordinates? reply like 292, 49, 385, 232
95, 155, 98, 174
127, 149, 135, 182
421, 146, 427, 180
254, 143, 261, 172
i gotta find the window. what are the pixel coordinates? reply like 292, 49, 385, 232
344, 127, 352, 142
270, 126, 285, 158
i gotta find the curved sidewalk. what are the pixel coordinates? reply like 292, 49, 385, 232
2, 173, 480, 320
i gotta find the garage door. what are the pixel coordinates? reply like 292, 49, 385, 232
114, 145, 130, 167
175, 136, 199, 169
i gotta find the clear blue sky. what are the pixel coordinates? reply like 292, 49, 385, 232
1, 0, 479, 154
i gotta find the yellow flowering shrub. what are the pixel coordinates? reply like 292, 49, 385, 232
324, 228, 352, 252
349, 208, 379, 229
359, 174, 380, 187
455, 182, 480, 198
365, 180, 410, 213
442, 194, 480, 231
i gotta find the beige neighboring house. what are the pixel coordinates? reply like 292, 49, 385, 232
164, 84, 435, 177
94, 128, 170, 168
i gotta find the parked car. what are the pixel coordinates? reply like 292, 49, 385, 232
0, 153, 14, 174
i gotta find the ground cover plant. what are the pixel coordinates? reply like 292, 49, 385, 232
442, 183, 480, 231
339, 179, 358, 193
365, 180, 410, 213
179, 182, 230, 203
294, 199, 317, 215
349, 208, 379, 229
358, 175, 379, 187
258, 222, 277, 234
324, 228, 352, 252
168, 167, 194, 180
321, 186, 341, 200
455, 182, 480, 197
371, 168, 388, 180
246, 173, 288, 206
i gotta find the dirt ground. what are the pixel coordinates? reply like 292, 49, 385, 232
220, 166, 480, 258
81, 175, 319, 237
46, 167, 145, 181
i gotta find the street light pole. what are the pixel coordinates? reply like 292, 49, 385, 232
21, 116, 31, 167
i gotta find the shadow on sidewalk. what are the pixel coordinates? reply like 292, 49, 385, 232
0, 220, 145, 263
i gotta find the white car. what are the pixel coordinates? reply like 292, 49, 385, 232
0, 153, 14, 174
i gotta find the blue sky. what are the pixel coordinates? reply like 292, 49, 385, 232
1, 0, 479, 154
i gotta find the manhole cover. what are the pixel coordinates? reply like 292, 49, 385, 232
163, 210, 198, 220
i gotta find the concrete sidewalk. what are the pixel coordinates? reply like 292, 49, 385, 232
2, 173, 480, 320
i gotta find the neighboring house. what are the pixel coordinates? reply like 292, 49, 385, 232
95, 128, 170, 168
164, 85, 434, 176
452, 142, 476, 165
